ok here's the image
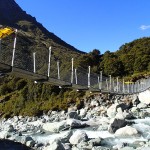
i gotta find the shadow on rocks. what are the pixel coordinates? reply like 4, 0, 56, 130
0, 139, 32, 150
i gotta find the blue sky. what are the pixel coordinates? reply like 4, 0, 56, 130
15, 0, 150, 54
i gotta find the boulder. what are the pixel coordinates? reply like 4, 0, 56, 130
115, 126, 138, 136
92, 146, 111, 150
139, 90, 150, 104
107, 104, 118, 118
4, 124, 14, 132
44, 139, 65, 150
79, 108, 87, 118
67, 111, 78, 119
108, 119, 127, 133
66, 119, 85, 128
60, 130, 73, 143
88, 137, 102, 146
137, 103, 147, 109
43, 121, 66, 132
69, 130, 88, 145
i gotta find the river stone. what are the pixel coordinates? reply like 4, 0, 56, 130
119, 147, 135, 150
66, 119, 81, 127
115, 126, 138, 136
92, 146, 111, 150
107, 104, 118, 118
43, 120, 66, 132
139, 90, 150, 104
60, 130, 73, 143
88, 137, 102, 146
108, 118, 127, 133
67, 111, 78, 119
69, 130, 88, 145
44, 139, 65, 150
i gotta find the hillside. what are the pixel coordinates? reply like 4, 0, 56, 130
0, 0, 150, 117
0, 0, 86, 79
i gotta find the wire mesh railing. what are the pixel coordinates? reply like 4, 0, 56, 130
1, 34, 150, 95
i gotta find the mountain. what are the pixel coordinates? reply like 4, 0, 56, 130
0, 0, 84, 53
0, 0, 86, 79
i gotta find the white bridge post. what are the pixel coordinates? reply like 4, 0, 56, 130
33, 52, 36, 73
57, 60, 60, 79
100, 71, 102, 90
11, 29, 17, 67
88, 66, 90, 88
48, 46, 51, 77
75, 68, 77, 84
71, 58, 74, 84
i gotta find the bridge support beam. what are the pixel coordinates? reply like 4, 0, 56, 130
11, 29, 17, 67
48, 46, 51, 77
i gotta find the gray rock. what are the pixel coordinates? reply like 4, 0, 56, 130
60, 130, 73, 143
44, 139, 65, 150
92, 146, 111, 150
26, 140, 35, 147
21, 136, 34, 144
88, 137, 102, 146
67, 111, 79, 119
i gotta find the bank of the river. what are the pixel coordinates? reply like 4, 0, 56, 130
0, 90, 150, 150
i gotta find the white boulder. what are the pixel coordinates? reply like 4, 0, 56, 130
139, 90, 150, 104
43, 120, 66, 132
69, 130, 88, 145
107, 104, 118, 118
115, 126, 138, 136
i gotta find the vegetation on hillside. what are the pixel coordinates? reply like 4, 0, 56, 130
1, 0, 150, 117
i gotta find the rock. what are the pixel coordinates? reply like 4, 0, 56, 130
139, 90, 150, 104
79, 108, 87, 118
91, 100, 99, 107
26, 140, 35, 147
88, 137, 102, 146
97, 124, 108, 131
0, 131, 9, 139
107, 104, 118, 118
115, 107, 126, 120
119, 147, 135, 150
108, 119, 127, 133
69, 130, 88, 145
115, 126, 138, 136
60, 130, 73, 143
92, 146, 111, 150
63, 143, 71, 150
44, 139, 65, 150
134, 96, 140, 106
5, 124, 14, 132
66, 119, 84, 128
43, 121, 66, 132
21, 136, 34, 145
67, 111, 78, 119
137, 103, 147, 109
116, 103, 133, 112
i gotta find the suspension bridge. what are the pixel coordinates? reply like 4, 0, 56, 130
0, 26, 150, 95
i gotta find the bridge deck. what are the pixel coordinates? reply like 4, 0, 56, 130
10, 68, 48, 81
44, 78, 72, 87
